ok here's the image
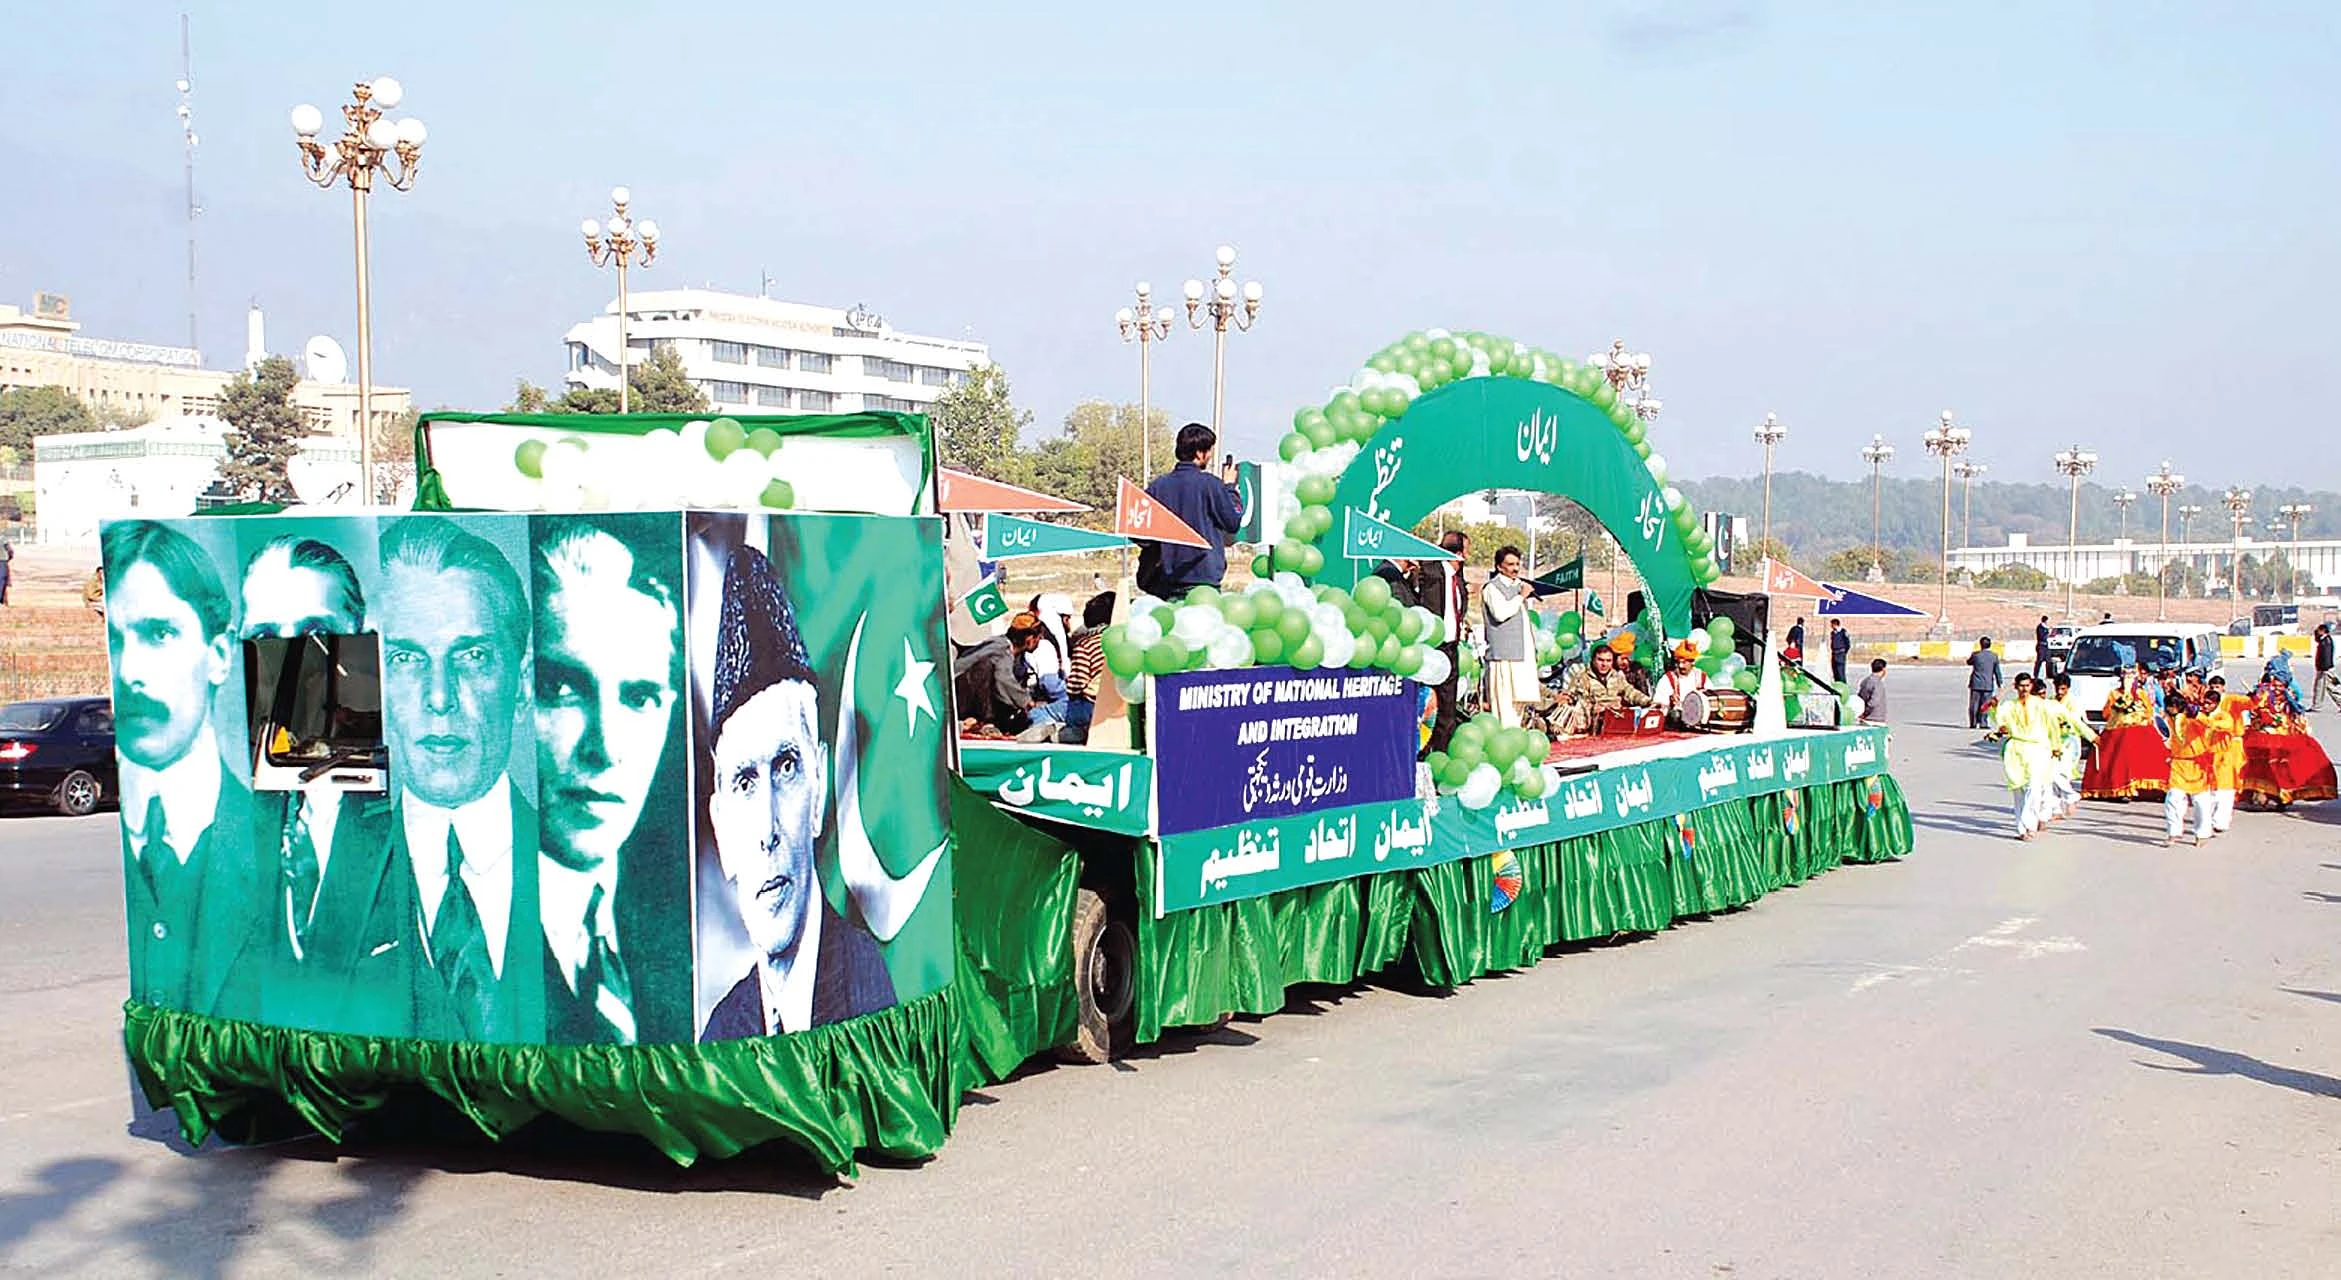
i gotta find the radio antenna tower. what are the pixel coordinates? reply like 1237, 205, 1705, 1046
177, 13, 201, 355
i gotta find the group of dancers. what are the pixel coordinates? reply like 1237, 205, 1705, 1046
1988, 650, 2336, 844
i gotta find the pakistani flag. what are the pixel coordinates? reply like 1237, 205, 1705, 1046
963, 577, 1008, 625
764, 514, 955, 1001
1585, 589, 1607, 618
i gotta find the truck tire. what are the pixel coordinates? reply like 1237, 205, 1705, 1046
55, 770, 101, 818
1057, 888, 1136, 1064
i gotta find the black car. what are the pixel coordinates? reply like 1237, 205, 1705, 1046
0, 696, 116, 816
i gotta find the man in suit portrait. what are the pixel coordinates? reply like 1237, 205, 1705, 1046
238, 534, 402, 1035
531, 520, 683, 1045
105, 520, 260, 1019
698, 544, 895, 1042
375, 518, 542, 1043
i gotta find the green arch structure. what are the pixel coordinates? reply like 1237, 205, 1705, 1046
1314, 375, 1699, 631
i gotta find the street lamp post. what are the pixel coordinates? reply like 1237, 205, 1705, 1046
2146, 461, 2184, 621
2111, 487, 2137, 595
1954, 459, 1986, 550
2278, 502, 2313, 603
1115, 284, 1175, 481
1183, 245, 1262, 438
2052, 446, 2097, 619
292, 77, 426, 503
1589, 341, 1661, 602
1921, 411, 1970, 632
1752, 411, 1787, 548
1860, 435, 1895, 582
2221, 487, 2252, 600
581, 187, 659, 415
2177, 503, 2204, 596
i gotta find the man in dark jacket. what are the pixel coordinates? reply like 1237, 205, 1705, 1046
953, 612, 1047, 737
1968, 636, 2004, 729
2313, 622, 2336, 711
1136, 423, 1244, 600
1419, 531, 1469, 753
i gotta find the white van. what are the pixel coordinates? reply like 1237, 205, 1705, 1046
2065, 621, 2223, 725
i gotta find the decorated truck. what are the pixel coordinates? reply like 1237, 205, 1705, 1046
109, 328, 1910, 1177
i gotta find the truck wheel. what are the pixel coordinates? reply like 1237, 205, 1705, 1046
1057, 888, 1136, 1064
55, 771, 101, 818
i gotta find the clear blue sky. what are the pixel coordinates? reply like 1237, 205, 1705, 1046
6, 1, 2338, 488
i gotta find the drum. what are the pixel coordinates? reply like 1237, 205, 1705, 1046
1596, 707, 1666, 737
1679, 687, 1755, 732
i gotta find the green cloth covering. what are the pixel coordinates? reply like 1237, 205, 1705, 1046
1133, 774, 1913, 1036
122, 777, 1082, 1177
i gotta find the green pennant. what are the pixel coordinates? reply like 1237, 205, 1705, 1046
963, 578, 1008, 625
1533, 556, 1584, 592
1342, 507, 1458, 561
1585, 589, 1607, 618
982, 513, 1129, 559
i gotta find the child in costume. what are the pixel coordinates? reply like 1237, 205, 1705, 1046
1989, 673, 2060, 840
2045, 673, 2097, 820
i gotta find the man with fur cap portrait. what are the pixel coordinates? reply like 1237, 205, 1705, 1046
698, 543, 897, 1041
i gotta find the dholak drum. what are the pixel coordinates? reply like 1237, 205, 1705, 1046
1596, 707, 1666, 737
1679, 687, 1755, 732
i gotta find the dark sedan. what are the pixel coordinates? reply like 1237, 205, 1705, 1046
0, 696, 116, 816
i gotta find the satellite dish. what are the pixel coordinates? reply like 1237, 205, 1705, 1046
303, 335, 348, 385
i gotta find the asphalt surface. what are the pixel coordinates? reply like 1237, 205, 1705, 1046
3, 665, 2337, 1278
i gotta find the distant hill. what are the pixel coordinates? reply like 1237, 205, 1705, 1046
1677, 471, 2341, 561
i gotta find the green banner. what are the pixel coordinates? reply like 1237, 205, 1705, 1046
1342, 507, 1457, 562
1155, 726, 1892, 913
1534, 556, 1584, 591
1315, 378, 1696, 633
982, 513, 1129, 559
957, 744, 1154, 837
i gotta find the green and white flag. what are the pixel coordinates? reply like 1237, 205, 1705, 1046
981, 513, 1129, 560
1585, 589, 1607, 618
963, 577, 1008, 625
1342, 507, 1458, 561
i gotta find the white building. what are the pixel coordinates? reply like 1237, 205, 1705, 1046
1950, 532, 2341, 593
562, 288, 986, 415
33, 417, 365, 546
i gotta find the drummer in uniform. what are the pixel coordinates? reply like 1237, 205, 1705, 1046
1655, 641, 1708, 727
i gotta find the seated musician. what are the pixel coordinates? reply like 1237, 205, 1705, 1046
1655, 642, 1708, 726
1538, 643, 1652, 737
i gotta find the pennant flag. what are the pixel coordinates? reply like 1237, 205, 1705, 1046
1816, 582, 1929, 618
1342, 507, 1459, 561
1757, 556, 1839, 601
936, 468, 1089, 514
1527, 555, 1584, 598
1114, 477, 1210, 549
1585, 590, 1607, 618
962, 577, 1008, 625
981, 513, 1130, 560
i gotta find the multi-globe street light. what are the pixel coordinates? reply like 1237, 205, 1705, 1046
1921, 411, 1971, 631
2146, 461, 2184, 621
581, 187, 660, 415
2221, 487, 2253, 599
1752, 411, 1788, 548
2278, 502, 2314, 604
2177, 503, 2205, 594
2110, 487, 2138, 595
291, 76, 426, 501
2052, 446, 2097, 619
1183, 245, 1262, 438
1954, 459, 1986, 550
1114, 283, 1176, 480
1860, 434, 1895, 582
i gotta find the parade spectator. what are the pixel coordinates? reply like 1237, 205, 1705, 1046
1060, 592, 1114, 745
1967, 636, 2003, 729
954, 611, 1049, 739
1785, 616, 1806, 660
1828, 618, 1851, 684
0, 538, 13, 606
1135, 423, 1243, 601
1856, 658, 1889, 724
2313, 622, 2336, 711
2033, 615, 2053, 680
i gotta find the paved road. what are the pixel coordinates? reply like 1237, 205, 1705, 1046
4, 667, 2337, 1278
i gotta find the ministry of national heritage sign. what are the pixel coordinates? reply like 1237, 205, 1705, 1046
1149, 667, 1420, 837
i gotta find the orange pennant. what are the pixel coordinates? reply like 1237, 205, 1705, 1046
936, 467, 1089, 514
1114, 477, 1210, 549
1758, 556, 1839, 600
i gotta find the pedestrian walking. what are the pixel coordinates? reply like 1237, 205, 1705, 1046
2033, 615, 2053, 681
1828, 618, 1851, 685
2045, 673, 2096, 821
1856, 658, 1889, 724
2313, 623, 2337, 711
1989, 673, 2058, 840
1966, 636, 2003, 729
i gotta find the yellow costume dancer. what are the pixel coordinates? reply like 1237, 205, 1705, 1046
1991, 677, 2060, 840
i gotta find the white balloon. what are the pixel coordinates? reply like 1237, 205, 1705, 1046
1320, 627, 1356, 669
1415, 648, 1451, 686
720, 448, 769, 507
1311, 603, 1345, 632
1691, 630, 1712, 654
1172, 605, 1219, 646
1126, 614, 1165, 647
1131, 593, 1165, 616
1664, 484, 1685, 511
1538, 764, 1564, 795
1208, 630, 1251, 669
1389, 372, 1422, 399
1646, 452, 1668, 483
1116, 674, 1147, 704
1468, 348, 1492, 379
1459, 762, 1503, 810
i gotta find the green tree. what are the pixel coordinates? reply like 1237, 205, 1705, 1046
92, 400, 150, 431
1819, 547, 1881, 581
372, 405, 421, 500
1977, 563, 2051, 590
509, 346, 711, 416
0, 386, 98, 454
929, 364, 1034, 482
216, 355, 308, 504
508, 379, 554, 412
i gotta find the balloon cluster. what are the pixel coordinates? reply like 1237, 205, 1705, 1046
1256, 329, 1726, 589
1681, 615, 1759, 693
511, 417, 798, 512
1423, 714, 1563, 811
1096, 572, 1452, 704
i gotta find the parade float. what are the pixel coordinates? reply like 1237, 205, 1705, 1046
108, 329, 1912, 1178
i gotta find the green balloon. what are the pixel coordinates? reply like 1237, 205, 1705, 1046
1252, 591, 1284, 625
1278, 432, 1310, 462
1302, 419, 1339, 449
1522, 730, 1550, 765
705, 418, 747, 460
758, 479, 796, 509
1252, 553, 1273, 578
1296, 475, 1336, 506
1152, 606, 1176, 632
1289, 635, 1324, 670
1299, 546, 1325, 577
1354, 575, 1392, 610
1294, 406, 1327, 433
745, 427, 785, 457
1559, 609, 1584, 633
1273, 539, 1307, 571
1276, 609, 1311, 645
1106, 641, 1144, 677
1734, 668, 1761, 694
1485, 733, 1520, 772
514, 439, 549, 478
1394, 610, 1424, 644
1516, 768, 1548, 800
1221, 596, 1257, 630
1144, 639, 1189, 675
1440, 757, 1475, 789
1429, 336, 1457, 360
1376, 633, 1402, 667
1394, 645, 1425, 676
1425, 750, 1450, 779
1250, 628, 1286, 665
